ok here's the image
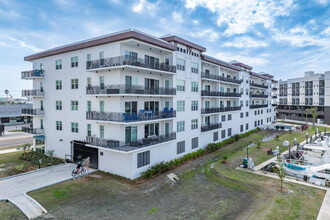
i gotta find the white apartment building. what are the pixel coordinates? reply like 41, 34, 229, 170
277, 71, 330, 124
21, 29, 277, 179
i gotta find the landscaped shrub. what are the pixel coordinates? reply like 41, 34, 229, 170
19, 151, 64, 168
141, 127, 260, 179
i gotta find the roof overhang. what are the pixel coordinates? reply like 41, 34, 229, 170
161, 35, 206, 52
201, 55, 241, 71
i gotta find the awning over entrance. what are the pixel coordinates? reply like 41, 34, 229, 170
33, 135, 45, 141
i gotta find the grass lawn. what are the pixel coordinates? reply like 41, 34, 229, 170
0, 151, 33, 178
0, 201, 26, 220
27, 126, 326, 219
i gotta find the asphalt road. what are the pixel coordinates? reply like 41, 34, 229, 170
0, 136, 33, 148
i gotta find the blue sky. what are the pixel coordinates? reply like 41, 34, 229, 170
0, 0, 329, 97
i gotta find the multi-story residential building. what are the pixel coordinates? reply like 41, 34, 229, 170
277, 71, 330, 124
21, 29, 276, 179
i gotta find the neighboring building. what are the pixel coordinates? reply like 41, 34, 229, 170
0, 104, 32, 125
21, 29, 277, 179
277, 71, 330, 124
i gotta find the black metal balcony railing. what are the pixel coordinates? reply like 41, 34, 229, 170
201, 72, 241, 84
86, 55, 176, 73
249, 104, 268, 109
22, 127, 44, 134
250, 82, 268, 89
201, 123, 222, 132
250, 94, 268, 98
21, 108, 44, 115
201, 90, 241, 97
86, 85, 176, 96
86, 132, 176, 152
272, 104, 278, 106
22, 89, 44, 97
86, 110, 176, 122
272, 96, 277, 99
272, 87, 278, 91
201, 106, 241, 114
21, 69, 44, 79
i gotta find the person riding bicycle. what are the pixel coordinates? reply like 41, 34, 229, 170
76, 161, 82, 173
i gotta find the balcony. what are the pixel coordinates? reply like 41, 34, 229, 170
22, 127, 44, 135
21, 69, 44, 79
201, 123, 222, 132
21, 108, 44, 116
272, 104, 278, 106
250, 94, 268, 98
201, 106, 241, 114
86, 55, 176, 73
250, 82, 268, 89
86, 109, 176, 123
201, 90, 241, 98
86, 85, 176, 96
201, 72, 241, 84
249, 104, 268, 109
272, 87, 278, 91
86, 132, 176, 152
22, 89, 44, 97
272, 96, 277, 99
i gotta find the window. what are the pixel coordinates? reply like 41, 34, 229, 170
205, 101, 210, 109
177, 101, 185, 112
71, 56, 78, 67
240, 112, 243, 118
40, 119, 43, 129
56, 80, 62, 90
177, 141, 185, 154
246, 123, 249, 130
221, 130, 226, 139
40, 63, 44, 70
191, 81, 198, 92
87, 101, 91, 112
246, 112, 249, 117
177, 80, 185, 91
125, 126, 137, 143
87, 77, 91, 88
177, 121, 185, 133
191, 62, 198, 73
87, 124, 91, 136
100, 76, 105, 89
213, 132, 218, 141
191, 100, 198, 111
192, 137, 198, 149
240, 125, 243, 132
177, 58, 185, 71
56, 100, 62, 110
71, 122, 78, 133
221, 115, 226, 122
100, 125, 104, 138
99, 51, 104, 59
71, 101, 78, 111
71, 79, 78, 89
246, 100, 249, 107
228, 114, 232, 121
55, 59, 62, 70
56, 121, 62, 131
191, 119, 198, 130
100, 101, 104, 113
240, 100, 243, 107
137, 151, 150, 168
144, 123, 159, 137
87, 54, 91, 62
228, 128, 232, 136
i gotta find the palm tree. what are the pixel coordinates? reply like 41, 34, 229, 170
306, 107, 318, 128
4, 90, 9, 103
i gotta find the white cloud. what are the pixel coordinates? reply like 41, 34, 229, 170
185, 0, 293, 36
190, 28, 219, 42
315, 0, 330, 4
222, 36, 267, 48
321, 27, 330, 36
212, 51, 269, 67
172, 11, 184, 23
7, 36, 43, 52
0, 41, 9, 47
132, 0, 157, 14
193, 20, 198, 25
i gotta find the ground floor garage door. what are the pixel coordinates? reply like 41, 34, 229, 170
73, 140, 98, 169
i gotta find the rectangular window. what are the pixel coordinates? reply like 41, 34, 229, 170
56, 121, 62, 131
177, 101, 185, 112
56, 100, 62, 110
87, 77, 91, 88
177, 141, 185, 154
137, 151, 150, 168
191, 81, 198, 92
176, 58, 185, 71
192, 137, 198, 149
246, 100, 249, 107
71, 122, 78, 133
177, 80, 185, 91
191, 119, 198, 130
87, 54, 91, 61
99, 51, 104, 59
56, 80, 62, 90
144, 123, 159, 138
87, 101, 91, 112
125, 126, 137, 143
71, 101, 78, 111
228, 114, 232, 121
246, 112, 249, 117
191, 100, 198, 111
240, 125, 243, 132
100, 125, 104, 138
71, 56, 78, 67
71, 79, 78, 89
240, 112, 243, 118
221, 115, 226, 122
177, 121, 185, 133
221, 130, 226, 139
228, 128, 232, 137
100, 101, 104, 113
55, 59, 62, 70
191, 62, 198, 73
87, 124, 91, 136
100, 76, 105, 89
246, 123, 249, 130
213, 132, 218, 141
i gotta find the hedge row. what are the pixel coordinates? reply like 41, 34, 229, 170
19, 151, 64, 167
141, 127, 260, 178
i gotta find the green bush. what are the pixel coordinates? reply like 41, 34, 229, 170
19, 151, 63, 168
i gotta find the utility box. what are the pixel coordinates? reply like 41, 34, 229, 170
283, 140, 290, 147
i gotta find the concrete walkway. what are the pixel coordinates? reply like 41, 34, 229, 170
0, 148, 21, 154
0, 163, 95, 219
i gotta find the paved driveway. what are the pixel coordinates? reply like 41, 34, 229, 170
0, 163, 95, 219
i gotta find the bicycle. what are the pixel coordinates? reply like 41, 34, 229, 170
71, 167, 86, 177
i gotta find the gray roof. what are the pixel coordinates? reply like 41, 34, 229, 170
0, 104, 32, 117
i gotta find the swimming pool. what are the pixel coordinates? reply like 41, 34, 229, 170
274, 125, 294, 130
